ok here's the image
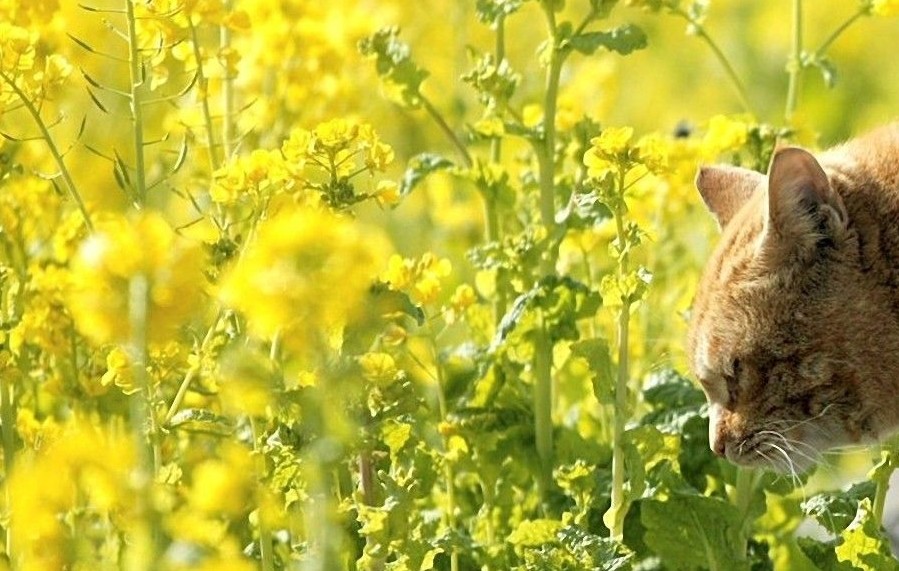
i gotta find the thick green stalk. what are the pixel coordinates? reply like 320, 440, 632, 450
608, 176, 631, 541
785, 0, 803, 123
429, 333, 459, 571
732, 468, 759, 558
220, 0, 235, 160
251, 419, 275, 571
533, 324, 554, 499
530, 6, 566, 505
0, 371, 15, 556
871, 439, 899, 523
125, 0, 148, 204
126, 274, 159, 571
487, 15, 507, 325
0, 70, 93, 230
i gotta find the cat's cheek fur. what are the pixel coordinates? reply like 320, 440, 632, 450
689, 123, 899, 472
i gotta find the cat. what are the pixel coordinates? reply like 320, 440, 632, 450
687, 123, 899, 474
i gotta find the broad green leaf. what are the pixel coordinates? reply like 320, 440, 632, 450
642, 494, 749, 571
399, 153, 454, 196
381, 420, 413, 458
801, 481, 876, 535
568, 24, 648, 56
833, 498, 899, 571
508, 519, 563, 547
569, 337, 615, 405
797, 537, 855, 571
491, 276, 602, 350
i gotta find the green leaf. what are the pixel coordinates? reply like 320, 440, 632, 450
475, 0, 524, 25
642, 494, 749, 571
168, 408, 233, 436
834, 498, 899, 571
797, 537, 855, 571
399, 153, 454, 196
491, 276, 601, 350
359, 27, 430, 108
568, 24, 648, 56
508, 519, 563, 547
556, 526, 633, 570
570, 337, 615, 405
802, 481, 876, 535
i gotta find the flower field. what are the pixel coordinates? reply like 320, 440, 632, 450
1, 0, 899, 569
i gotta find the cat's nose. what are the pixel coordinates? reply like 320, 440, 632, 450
711, 436, 727, 458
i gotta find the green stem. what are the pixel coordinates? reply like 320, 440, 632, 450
125, 0, 148, 205
785, 0, 803, 123
871, 439, 899, 523
427, 331, 458, 571
533, 324, 554, 502
609, 173, 631, 541
0, 372, 15, 557
673, 9, 753, 115
537, 41, 564, 236
220, 0, 235, 160
127, 274, 159, 571
188, 18, 221, 172
487, 16, 507, 325
251, 419, 275, 571
162, 307, 224, 426
732, 468, 759, 557
0, 70, 93, 230
814, 7, 869, 58
420, 95, 473, 169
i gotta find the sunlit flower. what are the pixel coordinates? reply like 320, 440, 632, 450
67, 212, 205, 345
358, 352, 399, 387
873, 0, 899, 16
219, 204, 388, 355
700, 114, 749, 157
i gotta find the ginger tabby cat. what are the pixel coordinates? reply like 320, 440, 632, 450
688, 123, 899, 474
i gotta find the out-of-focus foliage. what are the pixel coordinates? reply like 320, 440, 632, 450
0, 0, 897, 569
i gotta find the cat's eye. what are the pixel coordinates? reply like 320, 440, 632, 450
723, 358, 741, 402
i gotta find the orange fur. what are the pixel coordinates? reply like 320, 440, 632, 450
688, 123, 899, 472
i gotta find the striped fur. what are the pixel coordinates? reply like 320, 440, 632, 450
688, 123, 899, 474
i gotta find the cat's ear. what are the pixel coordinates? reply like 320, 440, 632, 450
765, 147, 847, 246
695, 166, 765, 228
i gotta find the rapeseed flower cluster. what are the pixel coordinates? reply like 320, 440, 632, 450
219, 204, 388, 355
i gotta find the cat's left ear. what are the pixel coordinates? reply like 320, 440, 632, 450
695, 165, 765, 228
765, 147, 848, 247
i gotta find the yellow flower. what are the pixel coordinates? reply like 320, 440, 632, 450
592, 126, 634, 156
314, 118, 358, 150
473, 115, 505, 138
68, 213, 205, 345
188, 443, 255, 515
381, 253, 452, 306
522, 104, 543, 128
9, 424, 135, 569
701, 114, 749, 158
634, 132, 670, 173
873, 0, 899, 16
374, 179, 401, 207
358, 352, 399, 387
219, 204, 388, 355
450, 284, 477, 313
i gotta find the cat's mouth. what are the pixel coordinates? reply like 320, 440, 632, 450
726, 429, 820, 475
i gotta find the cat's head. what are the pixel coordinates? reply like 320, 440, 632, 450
688, 146, 886, 474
